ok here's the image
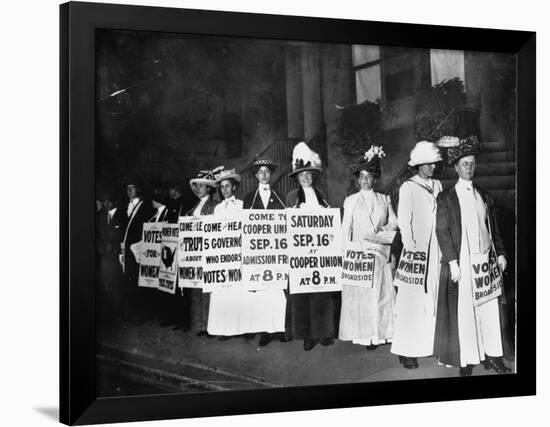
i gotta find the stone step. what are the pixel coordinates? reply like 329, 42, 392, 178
475, 162, 516, 176
442, 162, 516, 179
480, 141, 515, 153
476, 150, 516, 164
489, 190, 516, 209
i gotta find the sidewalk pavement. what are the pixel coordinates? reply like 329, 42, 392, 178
97, 317, 509, 395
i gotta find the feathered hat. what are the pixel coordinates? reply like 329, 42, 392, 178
441, 135, 481, 165
189, 169, 217, 188
408, 141, 442, 167
213, 166, 241, 183
350, 145, 386, 178
289, 142, 322, 177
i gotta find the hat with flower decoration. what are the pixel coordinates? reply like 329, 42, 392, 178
350, 145, 386, 178
213, 166, 241, 184
441, 135, 481, 165
189, 169, 217, 188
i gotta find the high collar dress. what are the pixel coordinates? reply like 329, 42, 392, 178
338, 190, 398, 345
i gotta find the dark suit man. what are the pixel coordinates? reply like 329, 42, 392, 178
120, 181, 154, 322
165, 182, 186, 223
97, 193, 125, 321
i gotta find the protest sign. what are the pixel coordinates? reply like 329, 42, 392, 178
287, 208, 343, 294
394, 247, 429, 291
178, 217, 204, 289
158, 223, 179, 294
341, 241, 376, 288
471, 247, 503, 307
201, 217, 243, 292
137, 222, 163, 288
241, 209, 288, 291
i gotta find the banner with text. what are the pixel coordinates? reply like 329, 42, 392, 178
241, 210, 288, 291
471, 247, 503, 307
138, 222, 163, 288
201, 217, 243, 292
287, 208, 343, 294
178, 217, 204, 289
341, 241, 376, 288
158, 223, 179, 294
393, 247, 429, 291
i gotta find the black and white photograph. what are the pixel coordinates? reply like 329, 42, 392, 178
94, 27, 518, 395
4, 0, 544, 426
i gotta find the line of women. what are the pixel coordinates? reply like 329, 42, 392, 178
163, 137, 511, 377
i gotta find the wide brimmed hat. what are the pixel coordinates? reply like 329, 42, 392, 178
350, 145, 386, 177
248, 157, 278, 174
289, 142, 322, 177
214, 166, 241, 183
189, 170, 217, 188
445, 136, 480, 165
408, 141, 443, 167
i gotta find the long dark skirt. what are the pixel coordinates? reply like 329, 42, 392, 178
189, 288, 210, 331
433, 264, 460, 367
287, 292, 339, 340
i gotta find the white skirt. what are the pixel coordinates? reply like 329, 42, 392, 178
207, 289, 286, 335
391, 287, 436, 357
339, 255, 395, 345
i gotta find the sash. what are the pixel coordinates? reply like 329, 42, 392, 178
393, 178, 436, 292
462, 190, 503, 307
469, 246, 503, 307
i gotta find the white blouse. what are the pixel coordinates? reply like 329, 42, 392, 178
214, 196, 243, 218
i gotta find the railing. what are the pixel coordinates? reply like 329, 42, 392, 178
429, 107, 480, 141
235, 137, 301, 200
384, 107, 480, 209
384, 164, 416, 210
236, 125, 327, 202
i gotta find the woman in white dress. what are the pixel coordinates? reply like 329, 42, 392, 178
391, 141, 443, 369
206, 167, 253, 339
339, 146, 398, 349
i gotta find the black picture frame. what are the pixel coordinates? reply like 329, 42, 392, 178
60, 1, 536, 425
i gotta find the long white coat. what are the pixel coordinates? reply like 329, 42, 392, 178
391, 176, 442, 357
